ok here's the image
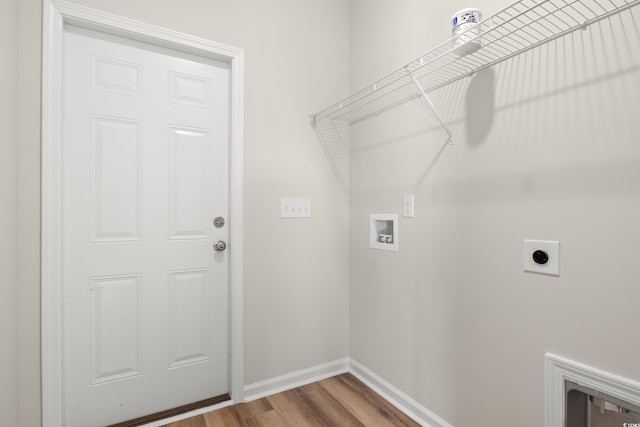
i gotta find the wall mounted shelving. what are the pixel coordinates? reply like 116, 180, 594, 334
311, 0, 640, 160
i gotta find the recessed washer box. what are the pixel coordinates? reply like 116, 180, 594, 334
369, 214, 398, 252
524, 239, 560, 276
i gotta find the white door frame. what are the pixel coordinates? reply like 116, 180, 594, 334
41, 1, 244, 425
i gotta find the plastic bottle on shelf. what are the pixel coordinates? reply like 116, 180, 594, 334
452, 8, 483, 56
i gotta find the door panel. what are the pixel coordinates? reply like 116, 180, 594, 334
167, 269, 214, 368
90, 115, 142, 242
62, 26, 229, 427
90, 274, 142, 385
168, 126, 213, 239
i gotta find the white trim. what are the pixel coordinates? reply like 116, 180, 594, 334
545, 353, 640, 427
243, 358, 350, 402
241, 358, 452, 427
349, 359, 454, 427
41, 1, 64, 424
41, 1, 244, 425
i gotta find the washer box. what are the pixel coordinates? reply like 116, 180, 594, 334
369, 214, 399, 252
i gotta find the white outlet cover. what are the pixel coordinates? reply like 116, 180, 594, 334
524, 239, 560, 276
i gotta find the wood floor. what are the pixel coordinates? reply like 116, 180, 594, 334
164, 373, 420, 427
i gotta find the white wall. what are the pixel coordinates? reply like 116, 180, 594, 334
17, 0, 350, 425
1, 0, 20, 425
17, 1, 640, 426
349, 1, 640, 426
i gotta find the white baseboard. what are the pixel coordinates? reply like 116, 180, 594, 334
242, 357, 452, 427
349, 358, 454, 427
243, 357, 350, 402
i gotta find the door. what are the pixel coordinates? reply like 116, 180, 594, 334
62, 25, 230, 427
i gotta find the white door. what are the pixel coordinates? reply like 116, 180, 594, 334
62, 25, 230, 427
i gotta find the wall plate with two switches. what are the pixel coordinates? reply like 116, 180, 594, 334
402, 195, 415, 218
523, 239, 560, 276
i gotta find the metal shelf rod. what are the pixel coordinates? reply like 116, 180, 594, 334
407, 70, 453, 144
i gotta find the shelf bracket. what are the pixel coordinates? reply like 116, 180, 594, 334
407, 70, 453, 145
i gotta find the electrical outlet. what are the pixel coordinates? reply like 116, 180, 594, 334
524, 240, 560, 276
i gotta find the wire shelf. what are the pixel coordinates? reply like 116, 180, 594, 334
311, 0, 640, 130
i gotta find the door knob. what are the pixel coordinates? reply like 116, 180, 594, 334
213, 240, 227, 252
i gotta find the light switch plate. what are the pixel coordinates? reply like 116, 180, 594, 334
403, 195, 415, 218
524, 239, 560, 276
